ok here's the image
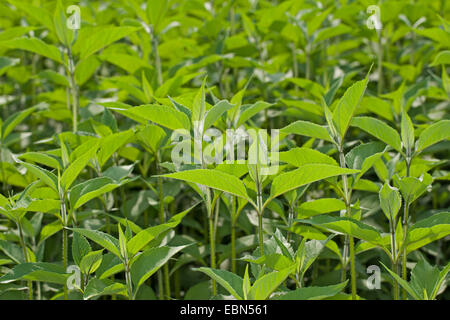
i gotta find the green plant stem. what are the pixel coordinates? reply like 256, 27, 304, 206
124, 264, 133, 300
401, 159, 411, 300
231, 196, 237, 273
62, 227, 68, 300
17, 221, 33, 300
377, 34, 383, 95
67, 46, 78, 133
389, 219, 399, 300
208, 213, 217, 295
338, 145, 356, 300
156, 152, 170, 300
151, 31, 163, 86
256, 176, 264, 257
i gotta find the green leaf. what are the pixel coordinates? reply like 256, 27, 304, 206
147, 0, 168, 33
269, 164, 359, 201
0, 262, 68, 285
71, 228, 120, 258
0, 37, 63, 63
192, 77, 207, 125
280, 120, 332, 142
161, 169, 251, 202
276, 148, 338, 167
204, 100, 234, 130
20, 162, 58, 191
69, 177, 123, 210
74, 26, 141, 60
401, 109, 415, 154
248, 266, 294, 300
275, 282, 348, 300
18, 152, 61, 170
298, 198, 346, 218
406, 212, 450, 253
127, 204, 196, 256
80, 250, 103, 275
430, 51, 450, 66
1, 105, 37, 140
379, 183, 402, 222
130, 245, 187, 290
97, 130, 133, 167
393, 173, 433, 205
111, 104, 190, 131
351, 116, 402, 152
194, 267, 243, 300
62, 145, 99, 191
298, 216, 383, 245
53, 0, 74, 47
72, 232, 91, 266
83, 278, 127, 300
381, 262, 421, 300
332, 73, 369, 140
236, 101, 273, 127
345, 141, 386, 183
416, 120, 450, 152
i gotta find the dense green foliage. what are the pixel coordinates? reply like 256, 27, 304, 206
0, 0, 449, 300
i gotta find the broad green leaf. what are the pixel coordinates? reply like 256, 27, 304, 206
73, 26, 141, 59
130, 245, 187, 290
248, 266, 294, 300
276, 148, 338, 167
18, 152, 61, 170
280, 120, 332, 142
72, 232, 91, 266
332, 74, 369, 140
0, 262, 68, 285
351, 116, 402, 152
127, 204, 196, 256
416, 120, 450, 152
379, 183, 402, 222
236, 101, 273, 127
111, 104, 190, 131
147, 0, 168, 33
192, 78, 207, 125
345, 141, 386, 183
269, 164, 359, 200
195, 267, 243, 300
204, 100, 234, 130
62, 145, 99, 191
298, 216, 383, 244
406, 212, 450, 253
430, 51, 450, 66
20, 162, 58, 191
53, 0, 74, 47
275, 282, 348, 300
0, 37, 63, 63
381, 262, 421, 300
298, 198, 346, 218
401, 109, 415, 154
1, 105, 37, 140
69, 177, 123, 210
97, 130, 133, 167
161, 169, 251, 202
393, 173, 433, 205
71, 228, 120, 258
80, 250, 103, 275
83, 278, 127, 300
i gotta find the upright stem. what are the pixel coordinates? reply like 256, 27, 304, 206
67, 47, 78, 133
156, 151, 170, 300
62, 227, 68, 300
124, 264, 133, 300
339, 145, 356, 300
17, 222, 33, 300
256, 175, 264, 257
401, 159, 411, 299
152, 31, 163, 87
208, 208, 217, 295
389, 219, 399, 300
231, 196, 237, 273
377, 34, 384, 95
